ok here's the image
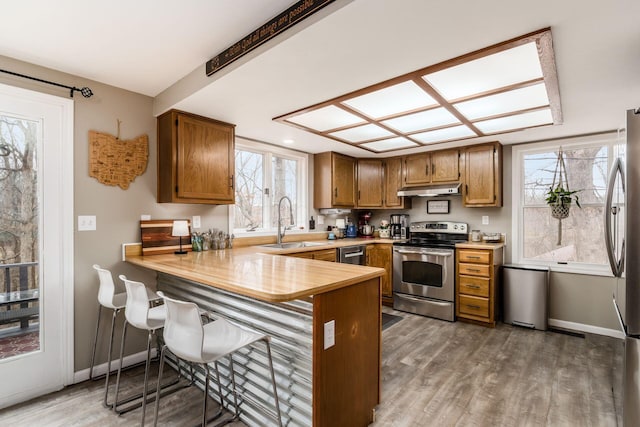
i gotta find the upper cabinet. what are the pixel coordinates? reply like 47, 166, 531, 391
383, 157, 411, 209
462, 141, 502, 207
157, 110, 235, 204
403, 149, 460, 187
357, 159, 384, 208
355, 158, 411, 209
314, 152, 356, 208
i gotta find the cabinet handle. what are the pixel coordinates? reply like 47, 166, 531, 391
334, 188, 338, 198
467, 268, 481, 272
466, 284, 481, 289
230, 176, 234, 189
466, 256, 481, 260
432, 164, 435, 175
467, 304, 482, 310
358, 190, 361, 200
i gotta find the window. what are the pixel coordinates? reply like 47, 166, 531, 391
232, 139, 308, 234
512, 133, 622, 274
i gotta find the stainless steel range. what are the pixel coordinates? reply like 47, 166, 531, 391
393, 221, 468, 321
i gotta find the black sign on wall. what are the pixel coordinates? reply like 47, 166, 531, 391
206, 0, 335, 76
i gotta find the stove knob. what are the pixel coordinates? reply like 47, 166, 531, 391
453, 225, 458, 230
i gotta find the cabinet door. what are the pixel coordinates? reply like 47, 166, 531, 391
403, 153, 431, 187
384, 157, 405, 208
357, 159, 384, 208
366, 244, 392, 297
177, 114, 235, 202
463, 142, 502, 207
332, 153, 356, 207
431, 149, 459, 183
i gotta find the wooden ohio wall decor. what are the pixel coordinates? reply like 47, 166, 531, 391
89, 130, 148, 190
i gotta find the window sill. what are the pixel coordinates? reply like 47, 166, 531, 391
232, 229, 316, 238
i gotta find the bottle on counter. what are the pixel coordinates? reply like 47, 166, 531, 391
309, 216, 315, 230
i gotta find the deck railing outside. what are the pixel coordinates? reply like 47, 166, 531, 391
0, 262, 39, 330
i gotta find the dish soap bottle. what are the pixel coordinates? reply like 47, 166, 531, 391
309, 216, 315, 230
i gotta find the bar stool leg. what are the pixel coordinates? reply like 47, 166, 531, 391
103, 307, 121, 408
112, 319, 129, 411
202, 364, 211, 426
140, 330, 155, 426
228, 354, 240, 421
89, 305, 103, 381
152, 345, 167, 427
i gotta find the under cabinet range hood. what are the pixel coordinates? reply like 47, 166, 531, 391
397, 183, 461, 197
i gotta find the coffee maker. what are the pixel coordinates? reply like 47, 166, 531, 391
390, 214, 410, 240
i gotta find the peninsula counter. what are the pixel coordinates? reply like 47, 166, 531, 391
126, 248, 383, 427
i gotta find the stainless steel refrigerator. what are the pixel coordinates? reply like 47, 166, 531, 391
606, 108, 640, 426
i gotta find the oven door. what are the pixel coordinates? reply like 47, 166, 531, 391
393, 246, 454, 302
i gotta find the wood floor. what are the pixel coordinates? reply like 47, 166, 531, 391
0, 308, 621, 426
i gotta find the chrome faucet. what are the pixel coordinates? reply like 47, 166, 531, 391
277, 196, 294, 245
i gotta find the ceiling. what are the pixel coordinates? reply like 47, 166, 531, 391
1, 0, 639, 157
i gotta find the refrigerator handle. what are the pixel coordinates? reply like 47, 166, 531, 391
605, 157, 625, 277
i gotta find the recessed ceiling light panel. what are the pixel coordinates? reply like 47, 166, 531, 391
329, 123, 395, 142
342, 81, 437, 119
454, 83, 550, 120
411, 125, 477, 144
382, 107, 460, 133
359, 137, 419, 152
474, 108, 553, 133
423, 42, 543, 100
286, 105, 364, 131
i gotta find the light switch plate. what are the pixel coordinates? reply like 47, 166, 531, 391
324, 320, 335, 350
192, 215, 201, 229
78, 215, 96, 231
482, 215, 489, 225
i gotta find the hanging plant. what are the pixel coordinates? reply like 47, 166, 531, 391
547, 147, 582, 244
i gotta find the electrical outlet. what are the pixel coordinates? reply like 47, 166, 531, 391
78, 215, 96, 231
140, 214, 151, 221
192, 215, 201, 229
482, 215, 489, 225
324, 320, 335, 350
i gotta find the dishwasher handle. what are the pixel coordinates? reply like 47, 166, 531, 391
343, 251, 364, 258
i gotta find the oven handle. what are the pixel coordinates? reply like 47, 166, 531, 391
395, 293, 452, 307
394, 249, 452, 257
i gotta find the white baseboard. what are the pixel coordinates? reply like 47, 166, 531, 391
548, 318, 625, 339
73, 348, 157, 384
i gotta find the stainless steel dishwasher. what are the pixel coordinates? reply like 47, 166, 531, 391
338, 245, 366, 265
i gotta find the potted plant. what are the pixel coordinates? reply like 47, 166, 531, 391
545, 185, 581, 219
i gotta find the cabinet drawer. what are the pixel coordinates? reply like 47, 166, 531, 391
312, 249, 337, 262
458, 263, 490, 277
458, 276, 490, 297
458, 250, 490, 264
459, 295, 489, 318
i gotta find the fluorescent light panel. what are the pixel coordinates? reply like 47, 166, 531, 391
423, 42, 543, 100
329, 123, 394, 142
360, 137, 418, 152
286, 105, 364, 131
274, 29, 560, 153
382, 107, 460, 133
474, 108, 553, 133
342, 81, 437, 119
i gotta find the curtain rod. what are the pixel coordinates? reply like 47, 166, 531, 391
0, 68, 93, 98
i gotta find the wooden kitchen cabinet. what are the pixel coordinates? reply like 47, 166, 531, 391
462, 141, 502, 207
456, 246, 503, 327
314, 152, 356, 208
384, 157, 411, 209
287, 248, 336, 262
357, 159, 384, 208
403, 149, 459, 187
366, 243, 393, 306
157, 109, 235, 204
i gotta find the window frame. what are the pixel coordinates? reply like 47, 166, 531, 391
511, 132, 620, 276
230, 138, 308, 236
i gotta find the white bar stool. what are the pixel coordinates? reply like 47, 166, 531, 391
89, 264, 128, 409
152, 292, 282, 427
113, 275, 166, 425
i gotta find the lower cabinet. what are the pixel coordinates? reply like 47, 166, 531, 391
366, 243, 393, 306
287, 248, 336, 262
456, 246, 503, 327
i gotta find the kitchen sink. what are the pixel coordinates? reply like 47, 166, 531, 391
259, 241, 331, 249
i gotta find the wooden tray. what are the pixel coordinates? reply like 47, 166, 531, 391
140, 220, 191, 255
